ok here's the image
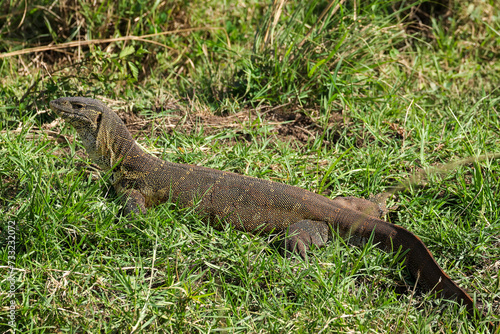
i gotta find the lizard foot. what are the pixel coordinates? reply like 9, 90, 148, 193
121, 188, 147, 216
284, 220, 329, 259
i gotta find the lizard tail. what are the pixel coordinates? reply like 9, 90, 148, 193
330, 208, 478, 316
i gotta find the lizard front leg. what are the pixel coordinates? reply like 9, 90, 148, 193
120, 188, 147, 216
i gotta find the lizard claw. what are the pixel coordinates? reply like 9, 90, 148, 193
284, 220, 329, 259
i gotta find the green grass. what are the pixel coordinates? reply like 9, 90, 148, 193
1, 0, 499, 332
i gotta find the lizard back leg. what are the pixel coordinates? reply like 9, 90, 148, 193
284, 220, 329, 258
332, 195, 391, 219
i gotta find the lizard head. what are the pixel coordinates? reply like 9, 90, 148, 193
49, 97, 104, 137
49, 97, 131, 171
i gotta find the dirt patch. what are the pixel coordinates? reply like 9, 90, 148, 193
133, 101, 349, 149
393, 0, 451, 34
384, 121, 411, 140
269, 109, 328, 145
116, 110, 153, 135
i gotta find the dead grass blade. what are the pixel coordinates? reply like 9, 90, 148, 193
0, 27, 229, 59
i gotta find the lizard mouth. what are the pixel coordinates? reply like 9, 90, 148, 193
50, 99, 72, 116
49, 99, 92, 126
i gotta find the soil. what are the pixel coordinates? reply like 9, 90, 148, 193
114, 98, 350, 150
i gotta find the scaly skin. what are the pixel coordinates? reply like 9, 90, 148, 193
50, 96, 494, 329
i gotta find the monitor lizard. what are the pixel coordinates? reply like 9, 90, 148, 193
49, 96, 496, 329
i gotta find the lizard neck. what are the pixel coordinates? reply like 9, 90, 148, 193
85, 111, 138, 172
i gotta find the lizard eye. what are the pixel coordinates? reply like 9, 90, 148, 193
72, 103, 85, 109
